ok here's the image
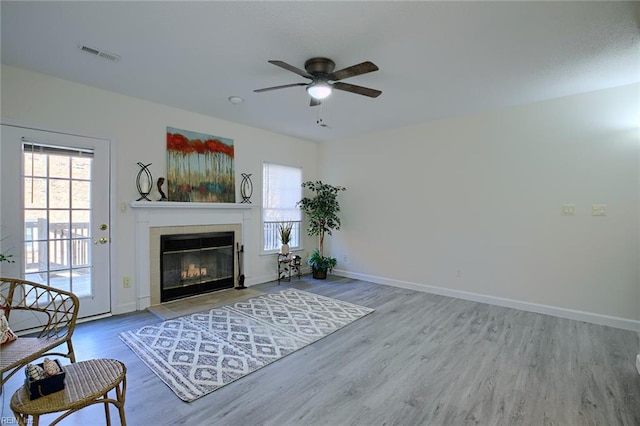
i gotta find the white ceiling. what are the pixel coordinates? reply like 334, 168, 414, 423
1, 1, 639, 143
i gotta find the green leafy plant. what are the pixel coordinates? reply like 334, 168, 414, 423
278, 221, 293, 245
297, 181, 346, 277
307, 249, 337, 272
0, 235, 15, 263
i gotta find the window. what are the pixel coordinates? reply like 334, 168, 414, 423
262, 163, 302, 252
23, 142, 94, 297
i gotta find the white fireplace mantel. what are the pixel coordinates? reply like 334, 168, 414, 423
130, 201, 253, 211
130, 201, 253, 309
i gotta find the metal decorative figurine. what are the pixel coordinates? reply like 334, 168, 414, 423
240, 173, 253, 203
136, 162, 153, 201
157, 177, 168, 201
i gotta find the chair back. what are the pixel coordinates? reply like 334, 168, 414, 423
0, 277, 80, 338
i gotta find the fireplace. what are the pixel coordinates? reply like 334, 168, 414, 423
129, 201, 250, 311
160, 231, 234, 302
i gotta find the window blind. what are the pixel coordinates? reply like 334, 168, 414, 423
262, 163, 302, 222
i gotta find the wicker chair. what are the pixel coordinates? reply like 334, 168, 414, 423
0, 277, 79, 390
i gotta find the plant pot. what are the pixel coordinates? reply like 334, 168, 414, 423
281, 244, 290, 255
312, 268, 327, 280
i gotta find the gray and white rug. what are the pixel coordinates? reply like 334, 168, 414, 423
119, 289, 374, 402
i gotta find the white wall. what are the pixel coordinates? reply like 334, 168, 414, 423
0, 65, 318, 314
2, 64, 639, 329
321, 83, 640, 328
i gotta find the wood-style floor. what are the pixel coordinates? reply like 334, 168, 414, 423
2, 276, 639, 425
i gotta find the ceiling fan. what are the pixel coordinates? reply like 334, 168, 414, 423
254, 57, 381, 106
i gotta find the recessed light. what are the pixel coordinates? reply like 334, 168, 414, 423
228, 96, 244, 105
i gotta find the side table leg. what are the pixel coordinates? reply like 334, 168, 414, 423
277, 257, 281, 285
116, 375, 127, 426
13, 412, 36, 426
104, 391, 112, 426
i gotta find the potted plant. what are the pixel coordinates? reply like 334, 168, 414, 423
306, 249, 337, 279
297, 181, 346, 279
278, 221, 293, 254
0, 235, 14, 264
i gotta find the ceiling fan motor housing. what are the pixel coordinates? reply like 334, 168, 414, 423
304, 57, 336, 78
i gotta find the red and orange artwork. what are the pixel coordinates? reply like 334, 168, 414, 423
166, 127, 235, 203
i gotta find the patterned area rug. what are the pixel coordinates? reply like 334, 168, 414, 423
119, 289, 374, 402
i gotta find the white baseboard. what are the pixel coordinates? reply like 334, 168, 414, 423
246, 267, 312, 288
77, 312, 112, 323
243, 274, 273, 287
113, 301, 138, 315
334, 269, 640, 332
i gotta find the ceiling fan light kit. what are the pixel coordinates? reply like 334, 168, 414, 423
307, 82, 332, 100
255, 57, 381, 106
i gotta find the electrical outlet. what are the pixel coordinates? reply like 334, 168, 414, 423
123, 276, 131, 288
561, 204, 575, 215
592, 204, 607, 216
342, 255, 348, 263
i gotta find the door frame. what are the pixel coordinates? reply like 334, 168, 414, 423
0, 118, 117, 319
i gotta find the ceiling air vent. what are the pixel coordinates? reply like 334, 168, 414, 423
77, 43, 121, 62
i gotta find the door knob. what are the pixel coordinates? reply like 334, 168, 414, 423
95, 237, 108, 244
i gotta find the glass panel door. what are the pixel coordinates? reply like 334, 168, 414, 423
1, 124, 111, 326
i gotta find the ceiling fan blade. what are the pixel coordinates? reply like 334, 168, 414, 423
254, 82, 308, 93
310, 97, 321, 107
333, 82, 382, 98
268, 60, 313, 79
329, 61, 379, 81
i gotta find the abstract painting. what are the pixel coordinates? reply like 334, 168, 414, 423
166, 127, 235, 203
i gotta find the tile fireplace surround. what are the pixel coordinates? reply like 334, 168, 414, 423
130, 201, 252, 309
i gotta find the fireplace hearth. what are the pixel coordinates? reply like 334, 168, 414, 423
160, 231, 234, 302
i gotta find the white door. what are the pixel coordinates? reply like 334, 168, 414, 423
1, 124, 111, 327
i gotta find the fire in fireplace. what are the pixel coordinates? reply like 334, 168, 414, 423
160, 231, 234, 302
